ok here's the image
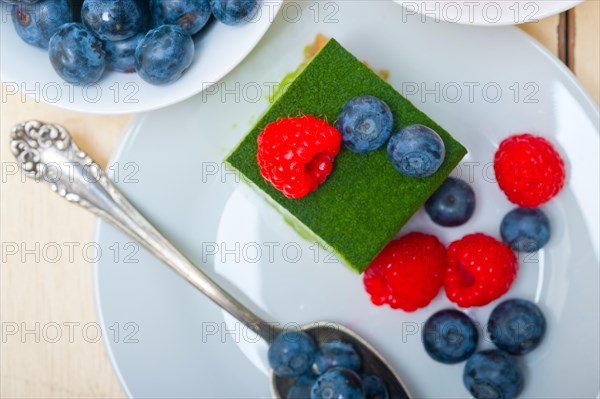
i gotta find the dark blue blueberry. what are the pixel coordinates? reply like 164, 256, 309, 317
500, 207, 551, 252
209, 0, 258, 25
387, 124, 446, 178
314, 340, 362, 374
463, 350, 524, 399
48, 22, 105, 84
422, 309, 478, 364
135, 0, 151, 29
81, 0, 143, 40
150, 0, 211, 35
425, 177, 476, 227
134, 24, 194, 85
268, 331, 317, 377
4, 0, 42, 4
362, 374, 389, 399
103, 32, 143, 73
70, 0, 83, 21
287, 373, 318, 399
311, 367, 364, 399
335, 95, 393, 153
488, 299, 546, 355
11, 0, 72, 48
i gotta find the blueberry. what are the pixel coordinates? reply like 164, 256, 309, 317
103, 32, 143, 73
425, 177, 476, 227
150, 0, 211, 35
134, 25, 194, 85
463, 350, 524, 399
135, 0, 151, 29
268, 331, 317, 377
387, 124, 446, 178
422, 309, 478, 364
81, 0, 143, 40
311, 367, 364, 399
314, 340, 362, 374
335, 95, 393, 153
3, 0, 42, 4
11, 0, 72, 48
488, 299, 546, 355
362, 374, 389, 399
500, 207, 551, 252
70, 0, 83, 21
288, 373, 318, 399
48, 22, 105, 84
209, 0, 258, 25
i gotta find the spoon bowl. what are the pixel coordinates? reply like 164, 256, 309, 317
270, 321, 411, 398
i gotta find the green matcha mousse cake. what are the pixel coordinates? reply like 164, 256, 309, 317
226, 38, 467, 273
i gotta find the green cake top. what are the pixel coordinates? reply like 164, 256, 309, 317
226, 39, 467, 272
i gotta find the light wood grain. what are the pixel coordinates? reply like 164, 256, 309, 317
574, 0, 600, 104
0, 5, 597, 397
0, 97, 129, 398
521, 13, 560, 57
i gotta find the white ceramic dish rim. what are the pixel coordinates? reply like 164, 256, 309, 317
394, 0, 583, 26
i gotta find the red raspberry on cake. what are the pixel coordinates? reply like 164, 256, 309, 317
444, 233, 518, 308
257, 115, 341, 199
494, 133, 566, 207
363, 232, 447, 312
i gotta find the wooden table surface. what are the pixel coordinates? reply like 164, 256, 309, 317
1, 2, 598, 397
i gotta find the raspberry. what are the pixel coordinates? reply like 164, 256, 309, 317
363, 232, 447, 312
494, 134, 565, 207
257, 116, 341, 199
444, 233, 518, 308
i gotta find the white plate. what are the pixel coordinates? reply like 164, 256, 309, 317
0, 1, 281, 114
94, 1, 600, 398
394, 0, 582, 25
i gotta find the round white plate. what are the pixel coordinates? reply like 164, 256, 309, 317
394, 0, 582, 26
94, 1, 599, 398
0, 1, 281, 115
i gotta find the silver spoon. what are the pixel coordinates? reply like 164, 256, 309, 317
10, 120, 411, 399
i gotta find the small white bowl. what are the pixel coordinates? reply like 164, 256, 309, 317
0, 1, 282, 114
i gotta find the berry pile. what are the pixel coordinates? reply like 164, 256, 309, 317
257, 95, 448, 199
422, 300, 546, 399
495, 134, 560, 255
268, 331, 389, 399
364, 231, 517, 310
363, 133, 565, 311
361, 132, 564, 398
336, 95, 447, 178
6, 0, 259, 84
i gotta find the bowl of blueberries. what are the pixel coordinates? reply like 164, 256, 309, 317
0, 0, 281, 113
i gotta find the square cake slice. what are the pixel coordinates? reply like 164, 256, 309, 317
226, 39, 467, 273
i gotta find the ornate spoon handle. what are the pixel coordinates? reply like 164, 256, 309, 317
10, 120, 279, 342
